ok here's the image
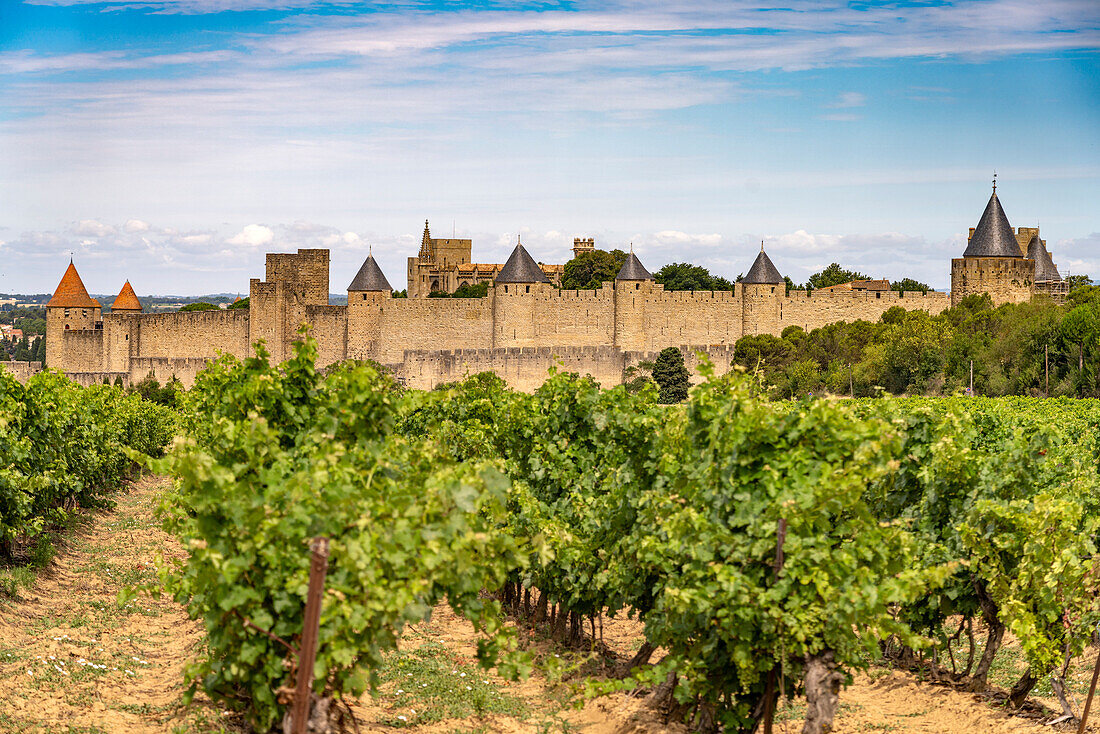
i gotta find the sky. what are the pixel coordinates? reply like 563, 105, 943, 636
1, 0, 1098, 297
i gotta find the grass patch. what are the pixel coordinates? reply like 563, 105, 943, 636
373, 641, 529, 727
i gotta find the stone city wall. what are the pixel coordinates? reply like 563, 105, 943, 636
781, 289, 950, 331
0, 361, 43, 383
392, 343, 740, 392
132, 309, 251, 361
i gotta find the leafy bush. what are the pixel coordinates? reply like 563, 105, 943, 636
157, 339, 527, 731
0, 368, 177, 557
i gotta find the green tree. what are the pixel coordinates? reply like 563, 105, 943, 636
654, 263, 734, 292
806, 263, 870, 291
428, 281, 489, 298
652, 347, 690, 403
562, 249, 627, 289
892, 278, 932, 293
1064, 274, 1092, 291
228, 297, 249, 310
178, 302, 218, 312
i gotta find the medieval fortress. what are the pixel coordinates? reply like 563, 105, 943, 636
37, 185, 1064, 390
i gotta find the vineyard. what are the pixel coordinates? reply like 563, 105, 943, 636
2, 345, 1100, 733
0, 367, 177, 571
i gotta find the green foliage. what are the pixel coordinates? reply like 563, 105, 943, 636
735, 291, 1100, 397
805, 263, 870, 291
652, 347, 690, 403
158, 339, 527, 731
0, 369, 177, 557
862, 397, 1100, 689
228, 297, 249, 310
562, 249, 627, 290
428, 281, 489, 298
128, 373, 183, 407
177, 302, 219, 312
654, 263, 734, 292
391, 289, 408, 298
892, 278, 932, 293
625, 366, 936, 729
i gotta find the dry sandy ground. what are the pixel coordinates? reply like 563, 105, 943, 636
0, 476, 1095, 733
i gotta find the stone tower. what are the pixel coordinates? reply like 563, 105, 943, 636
741, 245, 784, 336
613, 250, 655, 350
951, 182, 1034, 306
45, 260, 102, 370
346, 251, 392, 360
492, 239, 551, 348
104, 280, 143, 372
572, 237, 595, 259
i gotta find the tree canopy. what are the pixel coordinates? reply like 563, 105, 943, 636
652, 347, 690, 403
805, 263, 871, 290
228, 297, 249, 310
654, 262, 734, 292
891, 278, 932, 293
562, 249, 627, 290
178, 302, 219, 312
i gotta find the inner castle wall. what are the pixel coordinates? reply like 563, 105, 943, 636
50, 248, 953, 391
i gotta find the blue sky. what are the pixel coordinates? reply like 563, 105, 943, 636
1, 0, 1098, 296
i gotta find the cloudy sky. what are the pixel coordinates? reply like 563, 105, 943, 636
1, 0, 1098, 296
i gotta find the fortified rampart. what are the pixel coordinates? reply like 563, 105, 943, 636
45, 184, 1060, 391
46, 248, 949, 391
0, 361, 43, 383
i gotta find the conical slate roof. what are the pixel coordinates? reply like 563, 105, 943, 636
46, 261, 101, 308
963, 190, 1022, 258
616, 251, 653, 280
742, 248, 784, 285
347, 253, 392, 291
111, 280, 143, 312
1026, 237, 1062, 282
495, 243, 550, 284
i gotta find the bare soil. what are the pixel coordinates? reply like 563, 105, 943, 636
0, 476, 1096, 733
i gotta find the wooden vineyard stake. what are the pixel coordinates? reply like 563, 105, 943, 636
291, 536, 330, 734
1079, 643, 1100, 734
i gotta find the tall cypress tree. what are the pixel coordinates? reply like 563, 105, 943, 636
653, 347, 690, 403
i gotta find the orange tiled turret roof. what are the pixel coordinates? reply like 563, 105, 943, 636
111, 280, 143, 312
46, 261, 101, 309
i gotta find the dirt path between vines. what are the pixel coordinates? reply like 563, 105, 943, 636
0, 476, 1095, 733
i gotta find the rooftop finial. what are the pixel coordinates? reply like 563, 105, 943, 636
517, 232, 522, 246
992, 170, 997, 194
629, 241, 633, 253
761, 240, 765, 252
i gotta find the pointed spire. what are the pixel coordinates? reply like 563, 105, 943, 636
111, 280, 143, 312
348, 253, 393, 292
1026, 236, 1061, 282
47, 261, 101, 308
742, 247, 784, 285
495, 242, 550, 284
419, 220, 432, 261
963, 185, 1022, 258
617, 251, 653, 281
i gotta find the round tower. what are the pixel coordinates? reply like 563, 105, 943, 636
613, 248, 655, 350
951, 180, 1034, 306
492, 238, 551, 348
741, 244, 785, 336
105, 280, 143, 372
347, 251, 392, 361
45, 260, 102, 370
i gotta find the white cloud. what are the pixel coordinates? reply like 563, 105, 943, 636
72, 219, 116, 237
826, 92, 865, 109
124, 218, 150, 232
227, 224, 274, 247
